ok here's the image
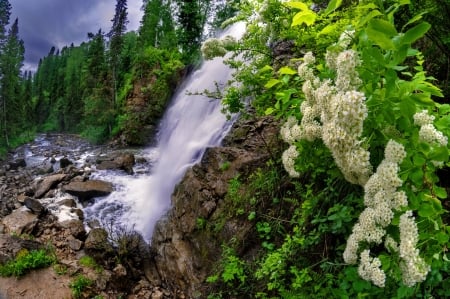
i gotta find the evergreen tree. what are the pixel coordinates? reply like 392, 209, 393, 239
139, 0, 176, 49
108, 0, 128, 110
0, 17, 24, 146
174, 0, 211, 62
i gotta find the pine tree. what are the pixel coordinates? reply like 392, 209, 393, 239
108, 0, 128, 111
0, 17, 25, 145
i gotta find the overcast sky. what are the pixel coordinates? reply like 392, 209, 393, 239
10, 0, 144, 72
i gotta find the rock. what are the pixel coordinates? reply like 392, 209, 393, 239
67, 236, 83, 251
24, 197, 46, 215
0, 234, 43, 264
34, 173, 67, 198
8, 158, 26, 170
96, 153, 135, 174
60, 219, 86, 240
57, 198, 77, 208
84, 228, 108, 251
150, 116, 280, 297
62, 180, 113, 201
113, 264, 127, 277
59, 157, 73, 168
2, 208, 39, 235
36, 163, 54, 174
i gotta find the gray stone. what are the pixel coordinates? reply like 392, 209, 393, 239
35, 173, 67, 198
24, 197, 45, 215
62, 180, 113, 201
2, 208, 39, 235
67, 237, 83, 251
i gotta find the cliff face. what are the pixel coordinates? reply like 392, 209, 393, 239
149, 115, 282, 297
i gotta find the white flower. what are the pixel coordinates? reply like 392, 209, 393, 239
399, 211, 430, 286
358, 250, 386, 287
282, 145, 300, 178
413, 110, 434, 126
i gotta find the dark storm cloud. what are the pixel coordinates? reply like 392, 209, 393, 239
9, 0, 142, 71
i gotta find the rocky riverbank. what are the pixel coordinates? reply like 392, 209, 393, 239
0, 134, 169, 298
0, 114, 281, 298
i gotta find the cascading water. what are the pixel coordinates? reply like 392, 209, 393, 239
84, 22, 246, 241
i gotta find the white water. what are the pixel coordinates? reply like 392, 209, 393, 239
84, 22, 246, 240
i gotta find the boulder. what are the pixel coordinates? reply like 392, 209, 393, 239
0, 234, 43, 264
34, 173, 67, 198
96, 153, 135, 174
59, 157, 73, 168
2, 208, 39, 235
24, 197, 46, 215
60, 219, 86, 240
8, 158, 26, 170
62, 180, 113, 201
84, 228, 109, 251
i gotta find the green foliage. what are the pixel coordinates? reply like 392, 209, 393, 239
0, 248, 56, 277
204, 0, 450, 297
79, 255, 103, 273
69, 274, 93, 299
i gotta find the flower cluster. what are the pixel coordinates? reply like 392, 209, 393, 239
281, 30, 372, 185
343, 141, 408, 276
344, 140, 431, 286
358, 250, 386, 287
414, 110, 448, 147
201, 36, 237, 60
281, 145, 300, 178
399, 211, 430, 286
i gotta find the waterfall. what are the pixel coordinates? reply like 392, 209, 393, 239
84, 22, 246, 241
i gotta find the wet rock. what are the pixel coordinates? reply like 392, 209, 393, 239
62, 180, 113, 201
96, 153, 135, 174
57, 198, 77, 208
59, 157, 73, 168
2, 208, 39, 235
8, 158, 26, 170
36, 163, 54, 175
24, 197, 46, 215
34, 173, 67, 198
0, 234, 43, 264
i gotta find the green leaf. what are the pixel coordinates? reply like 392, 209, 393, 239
428, 146, 449, 161
434, 186, 448, 199
401, 22, 431, 45
413, 155, 426, 166
436, 232, 449, 244
409, 168, 424, 186
324, 0, 342, 15
358, 10, 382, 28
369, 19, 398, 37
292, 10, 317, 27
259, 65, 273, 73
318, 23, 339, 36
264, 107, 275, 115
411, 93, 435, 106
402, 12, 426, 31
264, 78, 281, 89
365, 27, 396, 50
279, 66, 297, 75
285, 2, 309, 10
418, 202, 435, 218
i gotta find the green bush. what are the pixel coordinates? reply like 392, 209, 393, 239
0, 249, 56, 277
69, 274, 93, 299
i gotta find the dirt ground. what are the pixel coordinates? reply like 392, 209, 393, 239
0, 267, 72, 299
